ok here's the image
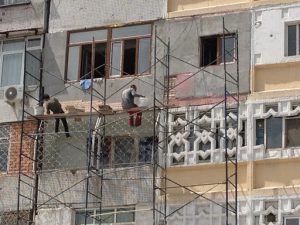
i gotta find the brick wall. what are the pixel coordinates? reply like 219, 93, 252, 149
8, 121, 38, 174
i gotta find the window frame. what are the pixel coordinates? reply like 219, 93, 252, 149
75, 206, 135, 225
255, 116, 300, 149
0, 36, 42, 88
285, 22, 300, 57
0, 0, 30, 7
92, 135, 155, 168
284, 216, 300, 225
65, 24, 152, 82
199, 33, 236, 67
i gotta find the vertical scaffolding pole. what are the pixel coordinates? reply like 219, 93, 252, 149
223, 17, 239, 225
153, 26, 170, 225
17, 41, 43, 225
84, 37, 96, 225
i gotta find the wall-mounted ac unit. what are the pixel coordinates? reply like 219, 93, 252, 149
4, 85, 23, 103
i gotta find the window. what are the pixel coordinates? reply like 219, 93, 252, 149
200, 34, 235, 67
91, 135, 155, 168
285, 217, 300, 225
287, 24, 300, 56
255, 117, 282, 149
75, 207, 135, 225
114, 136, 134, 167
255, 117, 300, 149
67, 24, 151, 81
139, 136, 155, 163
0, 125, 10, 172
286, 117, 300, 147
0, 37, 42, 87
0, 0, 30, 6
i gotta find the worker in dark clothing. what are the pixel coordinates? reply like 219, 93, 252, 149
121, 85, 145, 126
43, 94, 70, 137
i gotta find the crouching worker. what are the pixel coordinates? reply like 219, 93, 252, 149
121, 85, 145, 127
43, 94, 70, 138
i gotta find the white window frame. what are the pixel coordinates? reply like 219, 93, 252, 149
285, 216, 300, 225
0, 36, 42, 88
255, 116, 300, 149
285, 22, 300, 57
76, 206, 135, 225
0, 0, 30, 7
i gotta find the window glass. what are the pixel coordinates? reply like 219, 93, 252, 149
285, 118, 300, 147
288, 25, 297, 56
286, 218, 299, 225
0, 125, 10, 172
94, 43, 106, 78
27, 38, 41, 49
114, 137, 134, 166
81, 44, 92, 79
1, 53, 23, 86
139, 136, 154, 163
99, 209, 114, 224
266, 117, 282, 149
116, 208, 135, 223
67, 46, 80, 81
256, 119, 264, 145
3, 40, 24, 52
123, 39, 137, 75
111, 42, 122, 76
221, 36, 235, 63
0, 0, 29, 6
138, 38, 151, 74
112, 24, 151, 39
70, 30, 107, 44
75, 211, 93, 225
25, 50, 41, 86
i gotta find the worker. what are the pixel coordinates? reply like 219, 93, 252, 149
121, 85, 145, 126
43, 94, 70, 138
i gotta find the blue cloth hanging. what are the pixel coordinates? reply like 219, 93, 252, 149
80, 79, 92, 90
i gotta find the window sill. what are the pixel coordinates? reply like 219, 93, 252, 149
0, 1, 31, 8
108, 73, 152, 80
66, 73, 152, 83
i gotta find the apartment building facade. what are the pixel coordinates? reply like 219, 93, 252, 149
0, 0, 300, 225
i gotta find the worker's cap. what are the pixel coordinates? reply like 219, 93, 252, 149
43, 94, 50, 100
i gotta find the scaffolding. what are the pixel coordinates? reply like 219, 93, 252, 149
14, 18, 240, 225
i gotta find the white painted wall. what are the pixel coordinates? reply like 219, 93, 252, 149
253, 3, 300, 65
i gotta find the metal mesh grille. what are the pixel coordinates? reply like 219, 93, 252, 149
0, 210, 30, 225
0, 125, 9, 172
37, 110, 156, 171
32, 110, 156, 209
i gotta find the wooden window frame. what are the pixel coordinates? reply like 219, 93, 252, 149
65, 24, 152, 82
199, 33, 236, 67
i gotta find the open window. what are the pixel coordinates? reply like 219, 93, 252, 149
66, 24, 152, 81
0, 37, 42, 87
200, 34, 235, 67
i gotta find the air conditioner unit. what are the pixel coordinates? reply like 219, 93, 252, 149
4, 85, 23, 103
